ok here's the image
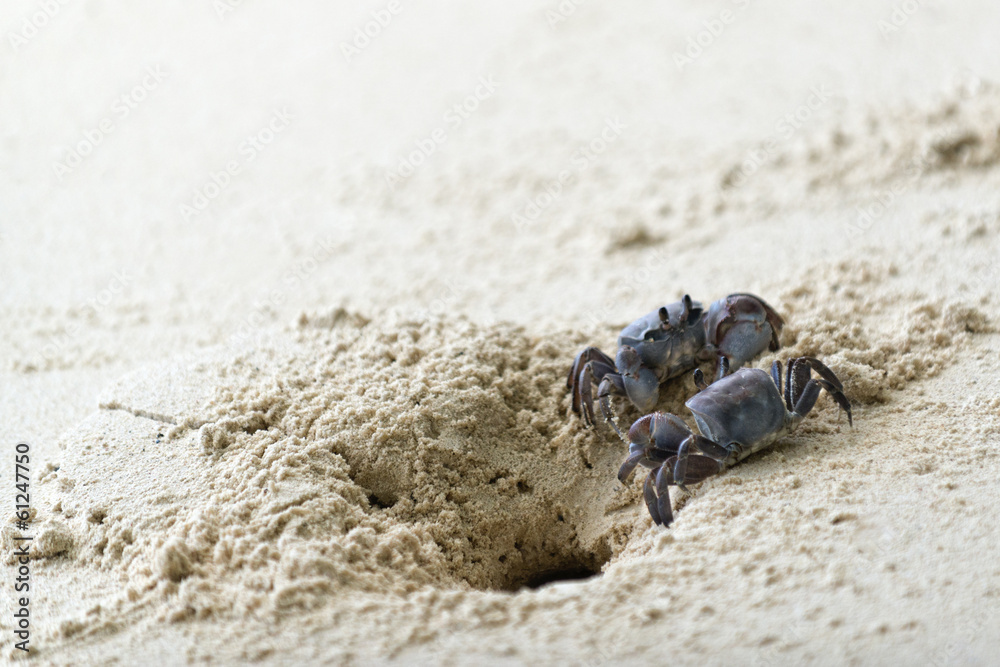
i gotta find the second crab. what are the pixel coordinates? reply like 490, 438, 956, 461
567, 293, 784, 426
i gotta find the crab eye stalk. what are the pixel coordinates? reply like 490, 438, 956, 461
657, 306, 672, 330
680, 294, 692, 321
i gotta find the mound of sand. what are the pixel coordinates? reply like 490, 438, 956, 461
12, 257, 990, 661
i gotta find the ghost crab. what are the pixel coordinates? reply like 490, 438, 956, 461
617, 356, 852, 527
567, 293, 784, 427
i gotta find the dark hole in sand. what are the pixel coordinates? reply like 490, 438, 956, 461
515, 563, 602, 591
367, 492, 396, 510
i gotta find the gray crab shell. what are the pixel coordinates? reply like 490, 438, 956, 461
684, 367, 786, 450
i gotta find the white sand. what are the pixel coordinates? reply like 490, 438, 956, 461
3, 1, 1000, 664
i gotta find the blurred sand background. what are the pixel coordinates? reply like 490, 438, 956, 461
2, 0, 1000, 664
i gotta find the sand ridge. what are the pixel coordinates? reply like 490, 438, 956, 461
12, 252, 991, 661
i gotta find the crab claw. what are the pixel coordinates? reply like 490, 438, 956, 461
785, 356, 853, 426
643, 472, 668, 526
616, 346, 660, 413
647, 455, 721, 528
618, 413, 691, 482
703, 293, 784, 371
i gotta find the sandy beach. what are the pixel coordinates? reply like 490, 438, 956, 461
2, 1, 1000, 664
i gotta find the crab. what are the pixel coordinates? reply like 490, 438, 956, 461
616, 356, 853, 527
567, 293, 784, 427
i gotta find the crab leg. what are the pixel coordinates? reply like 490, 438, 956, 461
788, 357, 813, 408
567, 347, 616, 417
597, 374, 627, 433
654, 465, 676, 527
672, 435, 728, 493
617, 448, 650, 482
576, 360, 617, 427
784, 356, 795, 411
567, 346, 614, 390
643, 471, 665, 526
770, 359, 783, 397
